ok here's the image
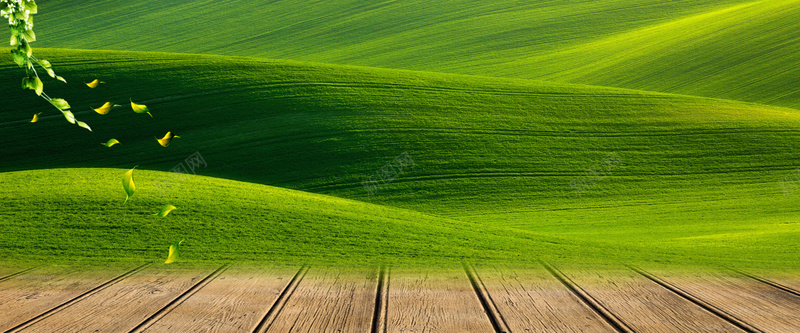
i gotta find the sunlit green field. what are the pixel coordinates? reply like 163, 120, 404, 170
1, 0, 799, 271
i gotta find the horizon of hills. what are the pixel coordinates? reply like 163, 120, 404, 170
1, 48, 799, 269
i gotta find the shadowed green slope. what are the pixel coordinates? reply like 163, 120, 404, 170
1, 49, 800, 270
31, 0, 800, 107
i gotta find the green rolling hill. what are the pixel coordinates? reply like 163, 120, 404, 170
31, 0, 800, 108
1, 48, 799, 269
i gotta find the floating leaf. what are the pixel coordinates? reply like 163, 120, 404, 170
164, 239, 184, 264
155, 204, 177, 217
76, 121, 92, 132
123, 166, 137, 203
130, 99, 152, 117
101, 138, 120, 147
92, 102, 120, 115
85, 79, 104, 88
56, 76, 67, 83
30, 112, 41, 123
156, 132, 180, 147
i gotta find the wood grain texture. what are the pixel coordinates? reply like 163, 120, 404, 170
142, 266, 297, 333
265, 268, 377, 333
653, 270, 800, 332
477, 265, 615, 333
758, 272, 800, 296
0, 266, 128, 332
561, 268, 745, 333
21, 265, 215, 333
386, 269, 495, 333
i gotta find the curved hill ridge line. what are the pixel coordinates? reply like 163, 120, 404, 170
30, 0, 800, 107
1, 49, 799, 269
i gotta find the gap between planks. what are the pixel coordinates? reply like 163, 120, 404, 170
128, 263, 230, 333
628, 265, 764, 333
728, 268, 800, 298
3, 263, 151, 333
463, 263, 511, 333
371, 265, 389, 333
251, 265, 309, 333
540, 261, 635, 333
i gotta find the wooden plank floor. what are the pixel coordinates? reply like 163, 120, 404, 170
0, 265, 135, 332
1, 264, 798, 333
649, 269, 800, 333
557, 266, 745, 332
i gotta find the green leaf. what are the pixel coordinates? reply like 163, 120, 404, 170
56, 76, 67, 83
49, 98, 70, 110
101, 138, 120, 147
164, 239, 184, 264
21, 42, 32, 57
61, 110, 76, 124
11, 49, 27, 67
21, 76, 43, 95
156, 132, 179, 147
10, 34, 19, 46
45, 68, 54, 78
23, 0, 37, 14
155, 204, 177, 217
22, 29, 35, 42
130, 99, 152, 117
123, 166, 137, 203
38, 59, 51, 68
76, 120, 92, 132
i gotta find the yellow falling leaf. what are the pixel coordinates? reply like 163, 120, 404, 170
156, 131, 180, 147
155, 204, 177, 217
92, 102, 120, 115
130, 99, 152, 117
85, 79, 105, 88
101, 138, 120, 147
164, 239, 185, 264
30, 112, 41, 123
123, 166, 137, 203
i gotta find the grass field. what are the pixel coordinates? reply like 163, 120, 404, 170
31, 0, 800, 108
2, 47, 799, 270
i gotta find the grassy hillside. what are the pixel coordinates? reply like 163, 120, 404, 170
3, 168, 793, 270
2, 49, 800, 269
31, 0, 800, 108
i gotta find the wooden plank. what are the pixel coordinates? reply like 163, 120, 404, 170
264, 268, 377, 333
476, 265, 615, 332
650, 270, 800, 332
0, 265, 131, 332
385, 268, 496, 333
22, 265, 216, 333
560, 267, 745, 332
142, 266, 298, 333
752, 271, 800, 297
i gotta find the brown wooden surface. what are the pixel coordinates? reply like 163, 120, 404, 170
21, 265, 215, 333
476, 265, 614, 332
264, 268, 377, 333
385, 268, 495, 333
142, 266, 297, 333
653, 270, 800, 333
0, 266, 129, 332
561, 268, 745, 333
